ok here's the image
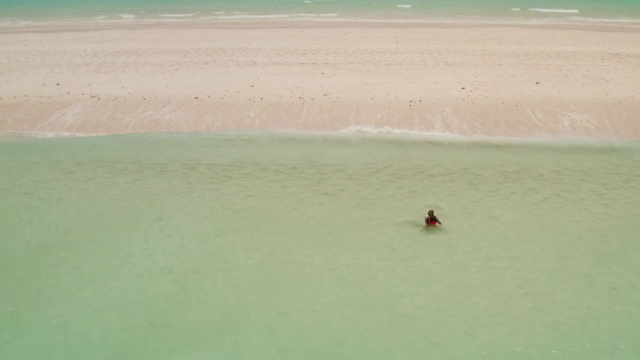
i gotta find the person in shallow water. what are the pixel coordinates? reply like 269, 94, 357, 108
425, 209, 442, 226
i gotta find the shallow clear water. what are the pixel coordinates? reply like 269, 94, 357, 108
1, 133, 640, 359
1, 0, 639, 22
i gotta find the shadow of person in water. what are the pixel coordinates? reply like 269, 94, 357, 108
399, 219, 443, 234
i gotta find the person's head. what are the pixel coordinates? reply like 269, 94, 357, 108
428, 209, 434, 215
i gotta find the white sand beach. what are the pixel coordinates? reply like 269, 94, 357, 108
1, 21, 639, 139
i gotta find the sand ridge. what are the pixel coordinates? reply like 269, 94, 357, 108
1, 21, 639, 139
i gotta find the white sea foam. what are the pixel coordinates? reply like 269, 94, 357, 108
158, 14, 197, 18
0, 131, 98, 139
216, 14, 291, 19
340, 125, 459, 138
566, 16, 640, 24
397, 4, 412, 8
528, 8, 579, 14
119, 13, 136, 19
511, 8, 521, 12
335, 126, 629, 146
295, 13, 339, 17
336, 126, 552, 144
0, 20, 34, 27
214, 13, 338, 20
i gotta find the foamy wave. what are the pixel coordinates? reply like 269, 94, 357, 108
567, 16, 640, 24
340, 125, 459, 138
216, 14, 291, 19
295, 13, 339, 17
119, 13, 136, 19
214, 13, 338, 20
158, 14, 197, 18
335, 126, 629, 145
0, 131, 98, 139
511, 8, 521, 12
397, 4, 412, 8
528, 8, 579, 14
0, 20, 34, 27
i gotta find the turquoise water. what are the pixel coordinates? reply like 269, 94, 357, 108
1, 0, 640, 22
1, 133, 640, 359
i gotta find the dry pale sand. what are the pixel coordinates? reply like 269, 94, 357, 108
1, 21, 639, 139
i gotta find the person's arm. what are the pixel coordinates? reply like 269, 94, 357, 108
435, 216, 442, 225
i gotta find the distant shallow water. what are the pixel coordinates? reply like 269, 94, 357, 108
1, 132, 639, 359
1, 0, 640, 26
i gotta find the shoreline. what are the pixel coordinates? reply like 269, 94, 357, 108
3, 130, 640, 153
3, 16, 640, 33
1, 20, 639, 140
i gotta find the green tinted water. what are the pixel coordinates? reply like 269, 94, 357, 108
1, 133, 640, 359
2, 0, 640, 21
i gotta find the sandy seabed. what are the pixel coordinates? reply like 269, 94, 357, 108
1, 21, 639, 140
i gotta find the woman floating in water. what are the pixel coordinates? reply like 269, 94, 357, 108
425, 209, 442, 226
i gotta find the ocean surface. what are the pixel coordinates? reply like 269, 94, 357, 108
1, 0, 640, 25
1, 132, 640, 359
